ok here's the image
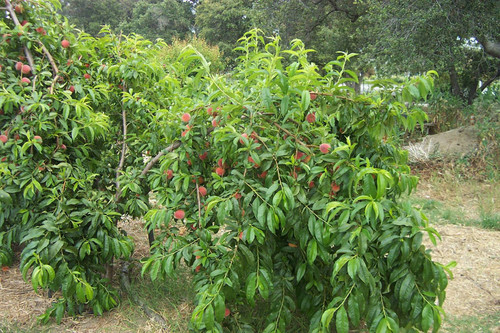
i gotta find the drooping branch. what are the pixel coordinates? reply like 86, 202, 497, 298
479, 67, 500, 92
5, 0, 35, 72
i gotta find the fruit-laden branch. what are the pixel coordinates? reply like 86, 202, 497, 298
5, 0, 35, 72
141, 140, 182, 177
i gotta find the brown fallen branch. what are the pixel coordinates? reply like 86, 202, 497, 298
5, 0, 35, 72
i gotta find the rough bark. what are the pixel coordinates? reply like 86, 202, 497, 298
448, 65, 462, 98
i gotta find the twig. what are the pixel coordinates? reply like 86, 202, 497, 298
49, 75, 61, 94
115, 85, 128, 202
5, 0, 35, 72
140, 141, 182, 177
195, 182, 201, 228
38, 41, 59, 76
273, 122, 310, 147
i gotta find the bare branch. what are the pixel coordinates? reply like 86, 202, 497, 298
38, 41, 59, 76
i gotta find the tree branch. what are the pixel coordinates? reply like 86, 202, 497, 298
38, 41, 59, 76
479, 67, 500, 92
5, 0, 35, 72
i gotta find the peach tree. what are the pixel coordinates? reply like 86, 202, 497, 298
141, 29, 453, 332
0, 0, 189, 322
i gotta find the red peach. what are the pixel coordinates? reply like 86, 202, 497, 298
60, 144, 67, 150
310, 92, 317, 100
211, 118, 218, 127
33, 135, 42, 143
234, 192, 242, 199
15, 5, 23, 13
225, 308, 230, 317
21, 77, 30, 84
331, 183, 340, 192
308, 181, 315, 188
174, 210, 185, 219
215, 167, 225, 176
198, 186, 207, 196
207, 107, 213, 116
84, 73, 91, 80
319, 143, 331, 153
166, 169, 173, 180
15, 61, 23, 71
239, 232, 243, 240
61, 39, 70, 48
69, 85, 75, 93
306, 113, 316, 123
199, 152, 208, 160
21, 65, 31, 75
181, 113, 191, 122
239, 133, 248, 144
0, 135, 7, 143
21, 20, 28, 26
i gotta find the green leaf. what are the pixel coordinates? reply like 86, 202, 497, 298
203, 303, 215, 330
213, 294, 225, 322
307, 239, 318, 264
335, 305, 349, 333
347, 295, 360, 327
321, 308, 334, 329
246, 273, 257, 304
331, 255, 352, 282
297, 263, 307, 282
421, 304, 434, 331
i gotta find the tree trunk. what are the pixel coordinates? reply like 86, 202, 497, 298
467, 77, 479, 105
448, 65, 462, 98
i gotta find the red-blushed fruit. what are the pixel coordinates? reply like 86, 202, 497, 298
295, 151, 305, 160
225, 308, 231, 317
85, 63, 90, 68
15, 5, 23, 13
1, 157, 6, 162
199, 152, 208, 161
211, 118, 218, 127
258, 171, 267, 178
174, 210, 185, 219
166, 169, 173, 180
69, 85, 75, 93
60, 144, 67, 150
61, 39, 70, 48
303, 155, 311, 163
331, 183, 340, 192
239, 231, 243, 240
207, 106, 213, 116
15, 61, 23, 71
35, 27, 46, 35
14, 134, 20, 141
181, 130, 188, 137
217, 158, 224, 168
215, 167, 225, 176
21, 20, 28, 26
319, 143, 331, 153
187, 160, 192, 166
84, 73, 91, 80
306, 113, 316, 123
21, 77, 30, 84
21, 65, 31, 75
310, 92, 318, 100
198, 186, 207, 196
234, 192, 242, 199
33, 135, 42, 143
239, 133, 248, 144
0, 135, 7, 144
308, 181, 315, 188
181, 113, 191, 122
195, 265, 201, 272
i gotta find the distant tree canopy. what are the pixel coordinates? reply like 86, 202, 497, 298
61, 0, 500, 103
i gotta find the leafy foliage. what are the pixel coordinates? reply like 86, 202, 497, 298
140, 30, 452, 332
1, 1, 452, 331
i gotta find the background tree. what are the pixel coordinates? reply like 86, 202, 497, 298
118, 0, 194, 43
364, 0, 500, 104
194, 0, 253, 64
